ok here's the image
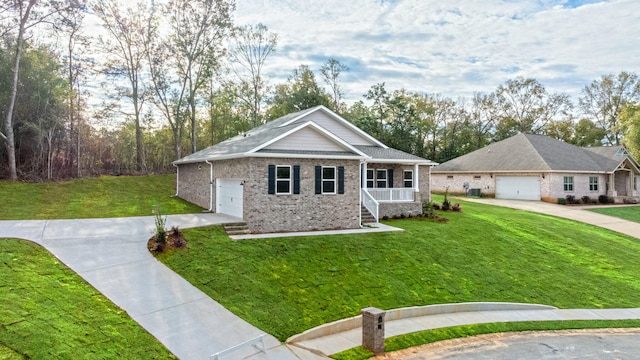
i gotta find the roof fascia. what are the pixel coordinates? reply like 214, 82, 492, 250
431, 170, 614, 174
247, 121, 370, 158
366, 159, 438, 165
280, 105, 388, 149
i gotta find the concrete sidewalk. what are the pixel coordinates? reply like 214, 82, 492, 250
289, 303, 640, 357
0, 214, 311, 360
458, 198, 640, 240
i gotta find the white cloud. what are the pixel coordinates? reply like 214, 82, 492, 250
235, 0, 640, 104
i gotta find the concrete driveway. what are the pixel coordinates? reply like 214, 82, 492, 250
0, 214, 310, 360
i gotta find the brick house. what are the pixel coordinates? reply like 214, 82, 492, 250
173, 106, 437, 233
431, 133, 640, 203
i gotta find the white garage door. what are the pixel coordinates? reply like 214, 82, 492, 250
495, 176, 541, 200
216, 178, 244, 218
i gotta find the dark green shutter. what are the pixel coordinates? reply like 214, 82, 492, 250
315, 166, 322, 194
268, 165, 275, 194
388, 169, 394, 188
338, 166, 345, 194
293, 165, 300, 194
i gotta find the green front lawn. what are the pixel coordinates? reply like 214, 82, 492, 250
589, 206, 640, 223
0, 239, 175, 359
0, 175, 202, 220
157, 200, 640, 342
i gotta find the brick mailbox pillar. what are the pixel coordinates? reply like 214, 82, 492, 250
361, 307, 385, 355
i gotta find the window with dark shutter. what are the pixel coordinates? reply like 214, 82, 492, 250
293, 165, 300, 194
268, 165, 275, 194
387, 169, 394, 188
315, 166, 322, 194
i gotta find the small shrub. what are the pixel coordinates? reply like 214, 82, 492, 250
422, 201, 437, 219
452, 203, 463, 212
598, 195, 609, 204
574, 199, 582, 205
432, 203, 441, 210
442, 187, 451, 211
565, 195, 576, 204
382, 215, 389, 220
557, 198, 568, 205
153, 205, 167, 243
582, 196, 591, 204
400, 213, 406, 219
392, 214, 400, 219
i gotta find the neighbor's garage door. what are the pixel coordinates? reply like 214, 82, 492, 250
495, 176, 541, 200
216, 178, 244, 218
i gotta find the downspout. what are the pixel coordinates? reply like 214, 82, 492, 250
204, 160, 213, 213
359, 159, 364, 227
172, 163, 179, 197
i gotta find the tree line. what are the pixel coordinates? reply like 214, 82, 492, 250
1, 0, 639, 181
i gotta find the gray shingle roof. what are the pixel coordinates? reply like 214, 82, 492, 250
433, 133, 620, 173
173, 106, 325, 164
174, 105, 435, 165
355, 146, 436, 163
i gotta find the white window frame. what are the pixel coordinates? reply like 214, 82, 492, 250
276, 165, 292, 195
589, 176, 599, 191
563, 176, 574, 192
403, 170, 413, 188
321, 166, 337, 194
376, 169, 387, 188
366, 169, 374, 189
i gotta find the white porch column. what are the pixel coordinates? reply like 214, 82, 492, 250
362, 162, 368, 189
414, 163, 419, 193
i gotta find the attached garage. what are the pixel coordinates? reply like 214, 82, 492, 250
495, 176, 541, 200
216, 178, 244, 218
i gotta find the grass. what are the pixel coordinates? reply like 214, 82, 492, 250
589, 206, 640, 223
157, 199, 640, 342
0, 238, 175, 359
0, 174, 202, 220
332, 320, 640, 359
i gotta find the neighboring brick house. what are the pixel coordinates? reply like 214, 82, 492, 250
173, 106, 437, 233
431, 133, 640, 203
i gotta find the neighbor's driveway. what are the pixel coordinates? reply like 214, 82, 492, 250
460, 198, 640, 240
0, 214, 307, 360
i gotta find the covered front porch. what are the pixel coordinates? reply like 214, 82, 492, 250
608, 161, 640, 203
360, 162, 429, 223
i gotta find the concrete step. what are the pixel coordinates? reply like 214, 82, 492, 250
223, 222, 249, 236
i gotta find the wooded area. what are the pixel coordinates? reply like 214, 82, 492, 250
1, 0, 639, 181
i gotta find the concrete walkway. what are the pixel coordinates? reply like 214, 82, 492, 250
0, 214, 313, 360
289, 303, 640, 357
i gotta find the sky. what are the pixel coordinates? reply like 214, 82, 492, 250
232, 0, 640, 105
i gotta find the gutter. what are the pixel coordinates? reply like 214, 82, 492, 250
172, 163, 179, 197
204, 160, 214, 213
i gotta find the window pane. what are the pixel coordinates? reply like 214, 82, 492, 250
276, 180, 290, 193
377, 180, 386, 188
367, 180, 374, 188
377, 170, 386, 179
404, 171, 413, 180
277, 167, 290, 179
323, 181, 335, 193
367, 169, 374, 179
323, 167, 335, 179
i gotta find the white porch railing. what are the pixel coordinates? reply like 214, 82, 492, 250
367, 188, 415, 202
361, 189, 379, 223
